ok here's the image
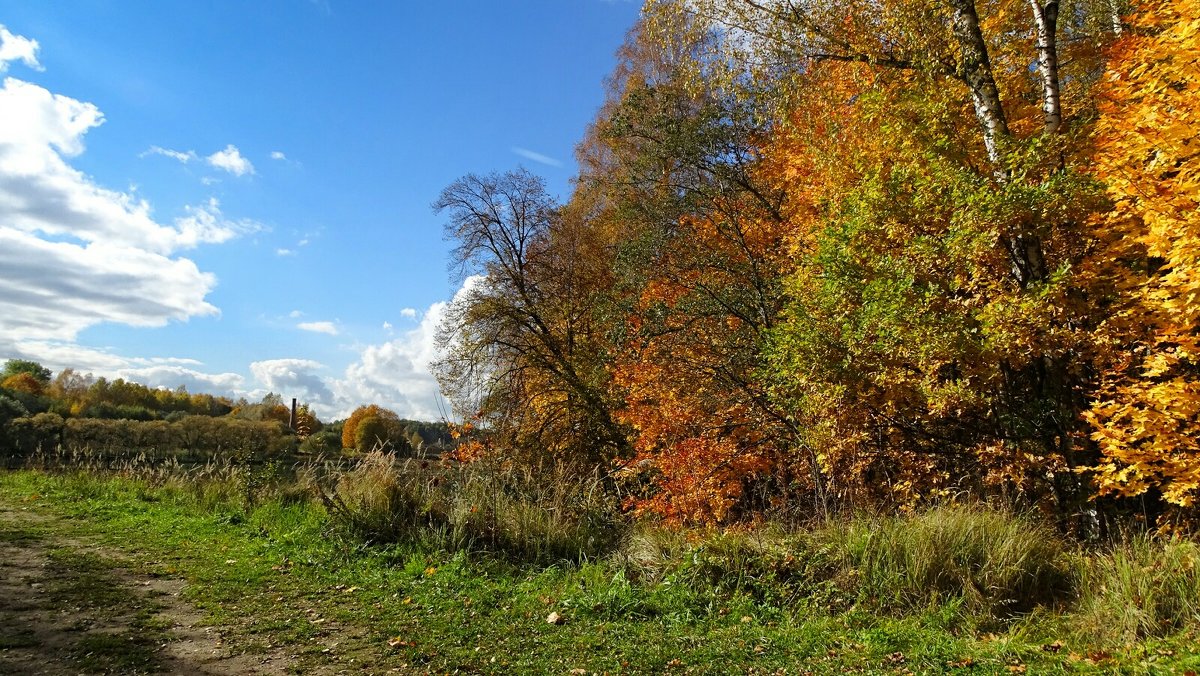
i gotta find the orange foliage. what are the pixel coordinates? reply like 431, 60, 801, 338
2, 373, 45, 397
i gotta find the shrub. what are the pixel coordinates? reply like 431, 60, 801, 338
299, 429, 342, 455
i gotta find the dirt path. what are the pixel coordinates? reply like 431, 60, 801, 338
0, 503, 291, 675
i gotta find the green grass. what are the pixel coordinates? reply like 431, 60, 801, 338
1, 468, 1199, 674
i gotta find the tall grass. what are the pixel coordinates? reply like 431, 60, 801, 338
1073, 534, 1200, 643
618, 505, 1072, 626
820, 505, 1071, 618
11, 445, 1200, 647
318, 450, 624, 563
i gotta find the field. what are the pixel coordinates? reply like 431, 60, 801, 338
1, 459, 1199, 675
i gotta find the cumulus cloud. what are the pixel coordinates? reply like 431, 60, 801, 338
0, 339, 244, 397
206, 144, 254, 176
0, 25, 41, 72
0, 229, 218, 341
276, 248, 295, 256
250, 358, 334, 405
0, 60, 257, 359
297, 321, 338, 335
511, 146, 562, 168
328, 277, 483, 420
399, 307, 417, 320
270, 150, 286, 161
120, 364, 245, 394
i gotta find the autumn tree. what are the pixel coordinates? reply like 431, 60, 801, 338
613, 0, 1123, 522
2, 373, 46, 398
433, 169, 629, 465
1086, 0, 1200, 508
342, 404, 400, 451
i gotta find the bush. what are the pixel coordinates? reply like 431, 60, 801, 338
299, 429, 342, 455
9, 412, 65, 453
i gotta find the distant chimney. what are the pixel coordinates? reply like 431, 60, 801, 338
289, 397, 297, 430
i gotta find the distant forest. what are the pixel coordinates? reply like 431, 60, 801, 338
0, 359, 453, 459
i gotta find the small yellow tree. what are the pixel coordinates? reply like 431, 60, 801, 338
341, 404, 399, 451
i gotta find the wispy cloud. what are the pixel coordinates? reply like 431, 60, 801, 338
270, 150, 287, 161
141, 145, 198, 163
511, 146, 562, 168
297, 320, 338, 335
400, 307, 417, 320
142, 143, 255, 178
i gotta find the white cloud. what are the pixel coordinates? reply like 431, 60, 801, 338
288, 310, 304, 318
400, 307, 417, 320
141, 145, 197, 163
270, 150, 286, 161
297, 321, 338, 335
250, 358, 334, 405
120, 365, 245, 395
328, 277, 482, 421
0, 61, 259, 366
511, 146, 562, 168
382, 321, 393, 332
173, 198, 262, 250
0, 26, 41, 72
0, 340, 244, 397
0, 230, 218, 341
206, 144, 255, 176
276, 248, 295, 256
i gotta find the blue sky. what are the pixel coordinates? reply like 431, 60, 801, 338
0, 1, 641, 420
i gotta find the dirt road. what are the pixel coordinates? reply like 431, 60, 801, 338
0, 503, 290, 675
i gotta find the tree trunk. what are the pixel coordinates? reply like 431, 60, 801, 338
947, 0, 1010, 166
1029, 0, 1063, 134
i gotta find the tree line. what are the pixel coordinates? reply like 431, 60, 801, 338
433, 0, 1198, 530
0, 359, 454, 459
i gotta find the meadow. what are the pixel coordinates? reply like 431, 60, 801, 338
1, 450, 1198, 674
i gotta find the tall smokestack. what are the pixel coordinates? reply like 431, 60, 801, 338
289, 397, 297, 430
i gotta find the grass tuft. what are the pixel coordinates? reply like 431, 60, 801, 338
1073, 534, 1200, 643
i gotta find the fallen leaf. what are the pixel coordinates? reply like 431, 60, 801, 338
546, 611, 565, 625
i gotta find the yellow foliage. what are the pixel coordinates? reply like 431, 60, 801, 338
1087, 0, 1200, 505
